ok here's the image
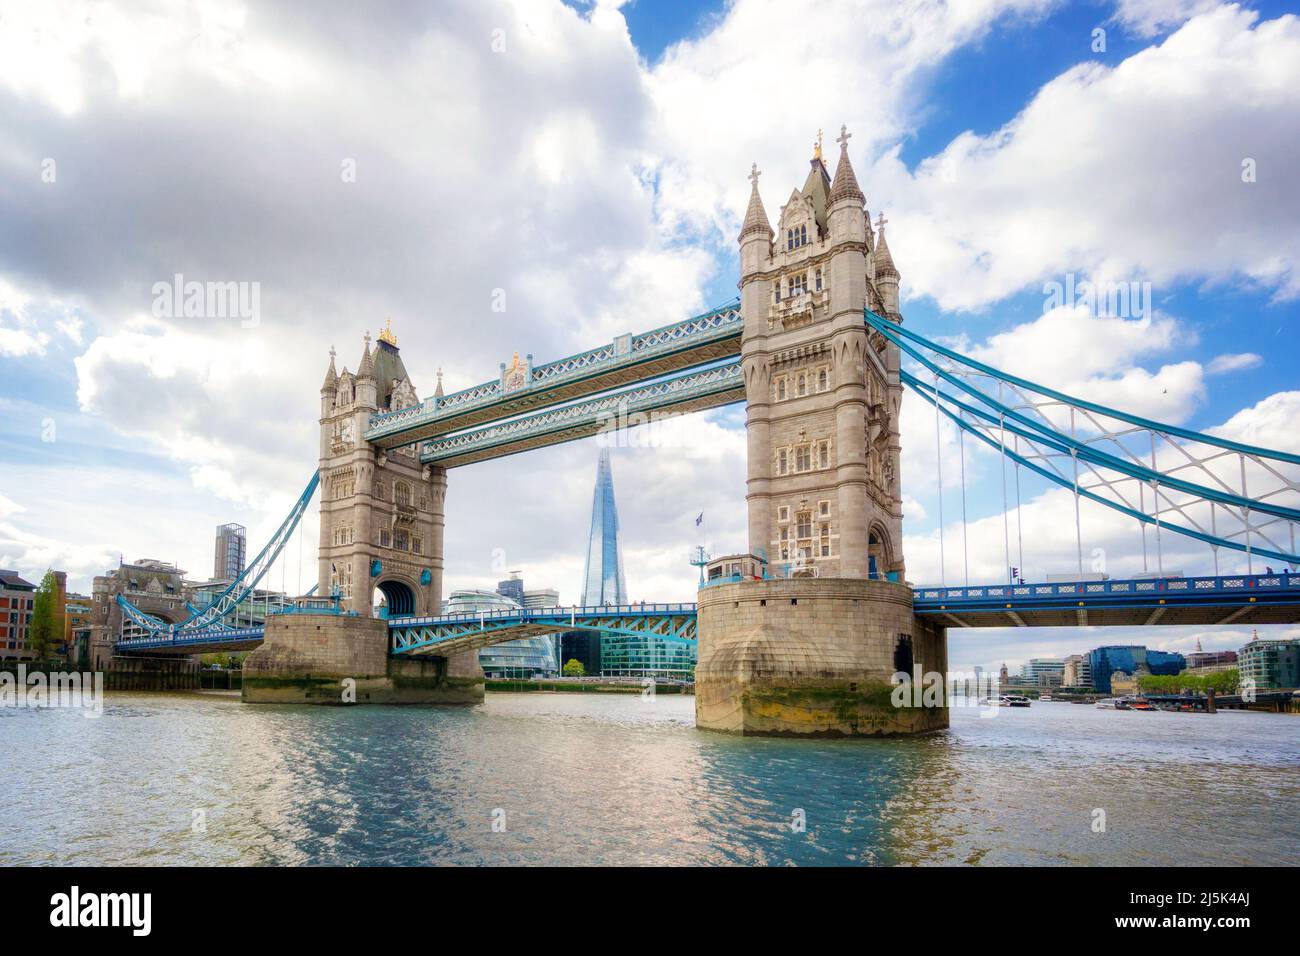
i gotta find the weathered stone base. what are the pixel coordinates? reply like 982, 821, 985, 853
695, 577, 948, 737
241, 613, 484, 705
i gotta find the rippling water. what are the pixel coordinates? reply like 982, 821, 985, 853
2, 692, 1296, 865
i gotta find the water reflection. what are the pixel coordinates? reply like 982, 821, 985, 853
1, 693, 1295, 866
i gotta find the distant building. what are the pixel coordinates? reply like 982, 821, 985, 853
1238, 632, 1299, 690
443, 589, 556, 678
0, 569, 37, 661
214, 523, 247, 581
1185, 650, 1238, 672
1088, 645, 1185, 694
496, 573, 525, 605
582, 449, 627, 606
64, 592, 94, 667
1020, 658, 1065, 683
522, 587, 560, 610
1110, 670, 1140, 696
1063, 654, 1093, 689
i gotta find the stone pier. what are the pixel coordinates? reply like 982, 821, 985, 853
695, 578, 947, 737
242, 612, 483, 705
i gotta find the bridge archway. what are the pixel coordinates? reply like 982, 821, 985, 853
374, 579, 416, 617
868, 524, 895, 580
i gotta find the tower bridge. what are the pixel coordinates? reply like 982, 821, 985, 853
115, 127, 1300, 734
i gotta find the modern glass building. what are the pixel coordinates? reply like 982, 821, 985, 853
1238, 634, 1299, 689
443, 588, 557, 678
581, 449, 627, 606
1088, 645, 1186, 694
578, 448, 696, 680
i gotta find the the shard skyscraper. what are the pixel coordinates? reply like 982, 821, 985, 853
580, 448, 627, 606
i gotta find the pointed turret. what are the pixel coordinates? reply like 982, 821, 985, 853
873, 211, 901, 316
434, 368, 444, 399
828, 124, 865, 207
321, 346, 338, 392
873, 212, 898, 279
357, 331, 374, 380
739, 163, 774, 243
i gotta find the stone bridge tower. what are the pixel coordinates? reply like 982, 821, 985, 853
739, 126, 905, 581
695, 128, 947, 738
317, 324, 446, 616
243, 323, 481, 705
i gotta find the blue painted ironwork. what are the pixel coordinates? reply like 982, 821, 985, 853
116, 471, 321, 637
389, 603, 699, 656
914, 571, 1300, 614
365, 300, 742, 443
116, 625, 266, 652
420, 362, 744, 465
866, 310, 1300, 568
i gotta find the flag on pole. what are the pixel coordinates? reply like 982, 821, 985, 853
695, 512, 703, 527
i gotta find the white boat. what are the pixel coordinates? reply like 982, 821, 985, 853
1095, 698, 1121, 709
998, 694, 1031, 707
1039, 695, 1053, 701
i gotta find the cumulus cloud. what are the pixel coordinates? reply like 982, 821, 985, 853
868, 5, 1300, 311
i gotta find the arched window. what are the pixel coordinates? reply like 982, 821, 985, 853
797, 373, 807, 397
777, 378, 787, 401
817, 369, 828, 391
815, 268, 823, 291
799, 224, 807, 246
394, 482, 411, 508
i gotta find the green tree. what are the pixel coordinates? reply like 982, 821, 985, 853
29, 570, 60, 663
562, 658, 586, 678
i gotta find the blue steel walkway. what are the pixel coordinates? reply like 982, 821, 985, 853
112, 573, 1300, 656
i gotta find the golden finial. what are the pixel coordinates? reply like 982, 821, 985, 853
378, 318, 397, 347
813, 129, 824, 162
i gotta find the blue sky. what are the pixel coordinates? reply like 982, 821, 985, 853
1, 0, 1298, 672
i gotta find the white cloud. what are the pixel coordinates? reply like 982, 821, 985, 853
1112, 0, 1222, 37
1206, 351, 1262, 374
868, 5, 1300, 311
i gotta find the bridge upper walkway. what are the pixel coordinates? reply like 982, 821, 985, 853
364, 302, 741, 449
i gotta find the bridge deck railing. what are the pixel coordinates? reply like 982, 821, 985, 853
387, 603, 698, 629
914, 572, 1295, 606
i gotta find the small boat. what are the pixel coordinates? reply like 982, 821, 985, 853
998, 694, 1031, 707
1039, 695, 1053, 701
1096, 698, 1121, 709
1129, 698, 1155, 711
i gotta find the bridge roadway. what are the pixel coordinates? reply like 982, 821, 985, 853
112, 572, 1300, 657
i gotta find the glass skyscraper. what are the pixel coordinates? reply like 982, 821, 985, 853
576, 448, 695, 680
581, 449, 627, 607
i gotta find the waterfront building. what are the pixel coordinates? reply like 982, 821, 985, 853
64, 592, 94, 667
1088, 645, 1186, 694
1063, 654, 1093, 689
0, 569, 36, 661
214, 522, 247, 581
443, 588, 557, 678
1237, 631, 1299, 690
1110, 670, 1140, 696
1020, 658, 1065, 684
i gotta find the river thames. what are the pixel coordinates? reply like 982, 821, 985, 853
2, 692, 1296, 866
